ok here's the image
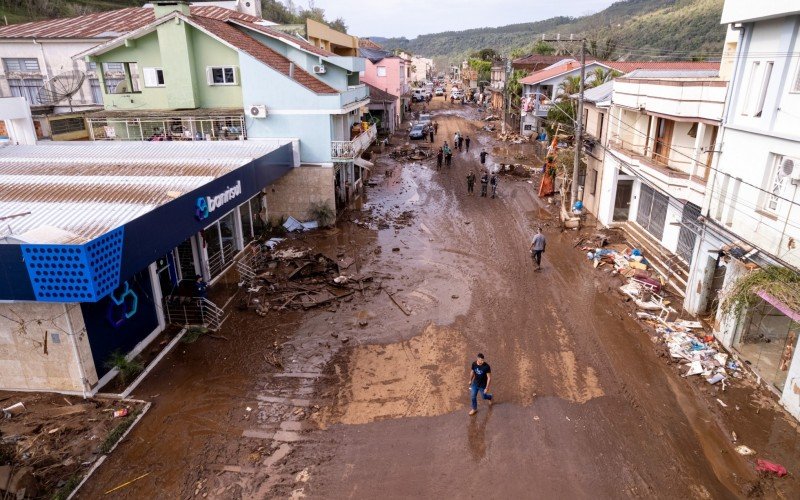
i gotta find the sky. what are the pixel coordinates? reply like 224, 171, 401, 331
306, 0, 620, 38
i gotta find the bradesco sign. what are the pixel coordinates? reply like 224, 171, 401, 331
195, 180, 242, 221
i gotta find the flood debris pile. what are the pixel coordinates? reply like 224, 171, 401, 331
241, 246, 374, 315
0, 393, 143, 498
496, 132, 526, 143
389, 143, 431, 160
351, 206, 415, 231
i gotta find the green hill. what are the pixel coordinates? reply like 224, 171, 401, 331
0, 0, 141, 25
373, 0, 725, 66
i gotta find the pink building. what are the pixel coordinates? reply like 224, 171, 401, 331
359, 46, 411, 126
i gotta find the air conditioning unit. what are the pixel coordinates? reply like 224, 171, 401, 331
247, 105, 267, 118
780, 156, 800, 182
313, 65, 326, 74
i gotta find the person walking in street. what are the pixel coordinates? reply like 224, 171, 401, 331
465, 136, 471, 152
480, 171, 489, 197
457, 135, 464, 151
490, 172, 498, 198
445, 145, 452, 167
454, 132, 460, 148
466, 170, 476, 195
468, 353, 493, 415
436, 148, 443, 170
433, 122, 439, 135
429, 128, 435, 143
530, 227, 546, 270
479, 149, 488, 166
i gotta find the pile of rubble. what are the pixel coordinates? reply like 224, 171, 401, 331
241, 246, 377, 315
389, 143, 431, 160
496, 132, 527, 143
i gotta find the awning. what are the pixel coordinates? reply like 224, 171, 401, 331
757, 290, 800, 323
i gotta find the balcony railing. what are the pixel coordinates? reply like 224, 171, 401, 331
87, 115, 246, 141
331, 123, 377, 161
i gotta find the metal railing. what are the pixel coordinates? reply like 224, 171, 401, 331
87, 115, 246, 141
163, 296, 227, 331
207, 242, 235, 279
331, 123, 377, 161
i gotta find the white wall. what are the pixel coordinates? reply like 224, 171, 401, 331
0, 96, 37, 144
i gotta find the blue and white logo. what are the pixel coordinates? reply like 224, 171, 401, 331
195, 180, 241, 221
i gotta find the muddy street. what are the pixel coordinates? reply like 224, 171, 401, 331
77, 100, 800, 499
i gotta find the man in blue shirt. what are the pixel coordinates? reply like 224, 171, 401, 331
530, 227, 546, 270
469, 353, 493, 415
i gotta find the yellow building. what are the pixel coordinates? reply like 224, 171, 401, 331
306, 19, 359, 56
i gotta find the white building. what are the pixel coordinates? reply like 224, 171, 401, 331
597, 69, 726, 296
409, 55, 433, 83
684, 1, 800, 420
0, 1, 259, 140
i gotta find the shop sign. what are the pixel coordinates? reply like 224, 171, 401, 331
195, 181, 242, 221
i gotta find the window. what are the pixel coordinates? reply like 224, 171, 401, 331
102, 62, 140, 93
206, 66, 237, 85
89, 78, 102, 104
86, 61, 97, 73
376, 66, 387, 77
687, 122, 698, 138
3, 58, 40, 73
741, 61, 760, 115
589, 168, 598, 195
754, 61, 773, 117
597, 112, 605, 141
50, 117, 86, 135
143, 67, 165, 87
764, 155, 795, 213
8, 78, 43, 105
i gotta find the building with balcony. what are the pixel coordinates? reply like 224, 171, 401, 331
597, 69, 725, 295
519, 59, 612, 136
0, 139, 297, 393
359, 46, 410, 124
0, 1, 260, 140
77, 1, 371, 218
580, 81, 613, 220
682, 2, 800, 420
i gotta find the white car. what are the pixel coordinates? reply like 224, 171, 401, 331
434, 87, 444, 96
451, 89, 464, 99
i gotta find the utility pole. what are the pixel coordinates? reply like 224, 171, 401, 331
572, 39, 586, 208
538, 34, 587, 208
502, 58, 511, 135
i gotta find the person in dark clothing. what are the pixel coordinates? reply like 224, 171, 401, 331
480, 172, 489, 197
436, 148, 443, 170
468, 353, 493, 415
433, 122, 439, 134
479, 149, 488, 165
194, 274, 208, 298
465, 136, 471, 152
466, 170, 476, 195
429, 129, 435, 143
490, 173, 498, 198
530, 227, 547, 270
445, 146, 452, 167
457, 135, 463, 151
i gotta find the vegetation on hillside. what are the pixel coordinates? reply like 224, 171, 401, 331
375, 0, 725, 68
0, 0, 348, 32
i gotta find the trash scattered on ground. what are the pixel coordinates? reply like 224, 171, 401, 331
283, 216, 319, 233
736, 445, 756, 455
113, 408, 129, 418
389, 143, 431, 160
2, 402, 25, 419
755, 458, 788, 477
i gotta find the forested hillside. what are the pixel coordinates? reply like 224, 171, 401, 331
374, 0, 725, 66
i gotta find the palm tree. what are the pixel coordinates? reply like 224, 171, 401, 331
557, 75, 582, 101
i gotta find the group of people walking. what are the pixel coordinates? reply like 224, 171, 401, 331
466, 170, 498, 198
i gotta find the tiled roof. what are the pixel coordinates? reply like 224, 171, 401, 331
602, 61, 720, 73
359, 38, 383, 50
0, 140, 290, 242
365, 83, 397, 103
519, 61, 590, 85
230, 18, 336, 58
191, 15, 339, 95
0, 5, 258, 39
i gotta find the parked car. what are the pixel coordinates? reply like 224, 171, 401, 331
434, 87, 444, 96
418, 114, 432, 124
451, 89, 464, 99
409, 123, 427, 139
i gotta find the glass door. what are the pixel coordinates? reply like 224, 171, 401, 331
613, 179, 633, 221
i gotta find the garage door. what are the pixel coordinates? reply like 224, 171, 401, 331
636, 184, 668, 240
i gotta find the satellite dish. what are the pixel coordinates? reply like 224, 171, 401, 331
37, 70, 86, 111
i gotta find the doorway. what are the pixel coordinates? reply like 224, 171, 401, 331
652, 117, 674, 165
613, 179, 634, 221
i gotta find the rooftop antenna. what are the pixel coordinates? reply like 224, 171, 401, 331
37, 70, 86, 112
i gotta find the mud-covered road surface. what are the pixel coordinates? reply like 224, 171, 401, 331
77, 99, 800, 499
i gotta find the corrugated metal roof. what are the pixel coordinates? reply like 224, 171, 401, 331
0, 140, 289, 242
0, 5, 258, 39
583, 81, 614, 103
621, 69, 721, 79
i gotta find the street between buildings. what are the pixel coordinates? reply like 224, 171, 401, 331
76, 100, 800, 499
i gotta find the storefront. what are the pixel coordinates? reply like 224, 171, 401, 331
0, 140, 296, 393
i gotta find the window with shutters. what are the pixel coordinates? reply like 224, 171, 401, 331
764, 155, 795, 213
636, 184, 669, 241
3, 58, 40, 73
8, 78, 44, 105
207, 66, 237, 85
102, 62, 140, 94
143, 67, 165, 87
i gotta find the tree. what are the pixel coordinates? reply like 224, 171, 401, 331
587, 38, 617, 60
588, 67, 622, 87
262, 0, 297, 24
471, 48, 498, 61
531, 40, 556, 55
329, 17, 348, 33
545, 99, 576, 138
557, 75, 582, 101
506, 69, 528, 111
508, 47, 527, 60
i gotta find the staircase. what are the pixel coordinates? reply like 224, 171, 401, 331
163, 296, 227, 331
618, 221, 690, 297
